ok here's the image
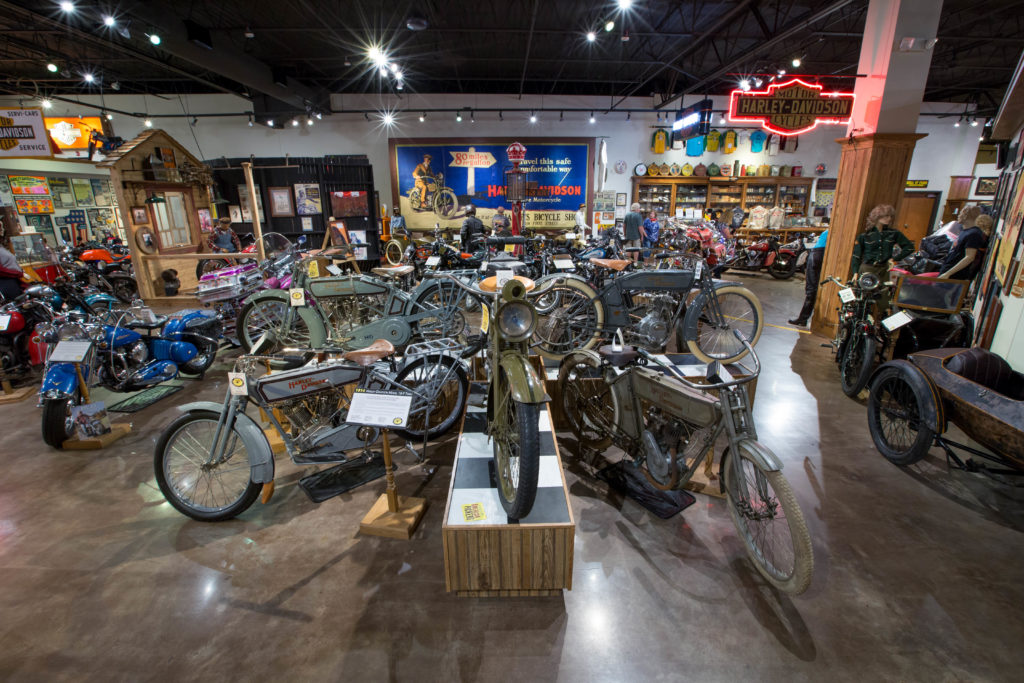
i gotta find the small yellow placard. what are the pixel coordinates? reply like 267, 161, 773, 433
480, 304, 489, 333
307, 260, 320, 278
462, 502, 487, 522
504, 244, 516, 253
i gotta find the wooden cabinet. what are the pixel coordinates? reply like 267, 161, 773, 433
631, 176, 813, 220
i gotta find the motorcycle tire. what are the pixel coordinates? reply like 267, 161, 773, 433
196, 259, 230, 279
391, 354, 469, 441
41, 396, 76, 448
492, 372, 540, 521
866, 365, 935, 466
414, 282, 484, 358
434, 189, 458, 218
409, 189, 422, 211
839, 330, 877, 398
155, 410, 261, 522
384, 240, 406, 266
557, 352, 613, 450
108, 275, 138, 304
178, 337, 220, 376
533, 276, 604, 362
768, 253, 798, 280
686, 285, 763, 365
236, 298, 313, 353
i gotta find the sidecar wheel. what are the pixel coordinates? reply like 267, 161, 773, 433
384, 240, 406, 265
867, 365, 935, 466
155, 410, 261, 521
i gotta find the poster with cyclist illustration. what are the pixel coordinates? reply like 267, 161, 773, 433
389, 137, 594, 231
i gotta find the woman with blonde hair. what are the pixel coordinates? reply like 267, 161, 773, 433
849, 203, 915, 313
939, 213, 991, 281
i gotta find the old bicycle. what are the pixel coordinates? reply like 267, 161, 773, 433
557, 331, 813, 594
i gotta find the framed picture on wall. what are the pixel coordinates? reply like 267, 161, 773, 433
615, 193, 627, 207
328, 220, 348, 246
91, 178, 110, 206
130, 206, 148, 224
197, 208, 213, 232
294, 183, 322, 215
268, 187, 295, 217
229, 205, 243, 223
71, 178, 94, 206
48, 178, 75, 207
24, 214, 53, 233
976, 177, 998, 196
237, 185, 265, 222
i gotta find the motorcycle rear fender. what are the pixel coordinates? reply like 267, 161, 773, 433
678, 280, 741, 341
719, 438, 784, 494
242, 290, 328, 348
176, 401, 276, 484
499, 351, 549, 404
868, 359, 945, 434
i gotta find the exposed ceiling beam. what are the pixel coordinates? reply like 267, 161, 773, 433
518, 0, 540, 99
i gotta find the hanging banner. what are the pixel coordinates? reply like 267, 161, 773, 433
729, 79, 855, 136
0, 108, 53, 159
390, 138, 594, 230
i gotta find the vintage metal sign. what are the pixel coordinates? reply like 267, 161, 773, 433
0, 108, 53, 158
728, 79, 854, 136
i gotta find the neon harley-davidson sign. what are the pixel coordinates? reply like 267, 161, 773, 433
728, 79, 854, 136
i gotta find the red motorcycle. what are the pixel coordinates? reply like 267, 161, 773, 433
721, 233, 798, 280
0, 294, 53, 377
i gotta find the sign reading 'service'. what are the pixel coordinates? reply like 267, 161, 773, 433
729, 79, 854, 136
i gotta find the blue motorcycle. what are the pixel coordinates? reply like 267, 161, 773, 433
24, 280, 120, 315
37, 305, 222, 448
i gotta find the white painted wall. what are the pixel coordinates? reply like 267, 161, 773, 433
1, 92, 981, 232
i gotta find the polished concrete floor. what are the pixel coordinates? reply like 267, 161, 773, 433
1, 273, 1023, 681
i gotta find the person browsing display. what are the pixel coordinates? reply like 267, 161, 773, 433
460, 205, 486, 249
939, 214, 991, 281
623, 202, 643, 261
574, 203, 591, 238
642, 210, 660, 256
492, 206, 512, 236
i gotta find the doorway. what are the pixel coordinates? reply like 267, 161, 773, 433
897, 191, 939, 247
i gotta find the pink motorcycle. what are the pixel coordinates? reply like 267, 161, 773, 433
196, 233, 297, 344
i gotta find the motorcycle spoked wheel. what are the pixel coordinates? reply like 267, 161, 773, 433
686, 285, 763, 364
409, 189, 423, 211
178, 336, 220, 376
41, 394, 78, 448
414, 282, 485, 358
196, 259, 231, 279
236, 299, 313, 353
391, 354, 469, 441
533, 277, 604, 362
433, 189, 458, 218
491, 368, 540, 521
155, 410, 261, 521
839, 330, 877, 398
557, 352, 613, 450
384, 241, 406, 266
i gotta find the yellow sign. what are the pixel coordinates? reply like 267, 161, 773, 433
307, 260, 320, 278
480, 304, 489, 333
905, 180, 928, 188
461, 502, 487, 522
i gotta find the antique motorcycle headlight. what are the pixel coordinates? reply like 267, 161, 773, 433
58, 323, 87, 340
88, 325, 106, 342
857, 272, 880, 291
496, 301, 536, 342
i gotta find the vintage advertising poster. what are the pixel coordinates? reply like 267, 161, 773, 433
294, 183, 322, 215
90, 178, 110, 206
71, 177, 94, 206
329, 191, 368, 218
8, 175, 49, 195
15, 196, 54, 214
390, 138, 594, 231
237, 185, 265, 222
86, 208, 115, 231
0, 108, 53, 159
47, 177, 75, 207
197, 208, 213, 232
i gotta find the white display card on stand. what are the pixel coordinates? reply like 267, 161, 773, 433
347, 389, 412, 428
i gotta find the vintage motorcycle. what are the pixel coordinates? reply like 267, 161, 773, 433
0, 294, 54, 377
719, 233, 799, 279
434, 273, 548, 520
532, 253, 763, 364
154, 337, 469, 521
61, 248, 138, 303
195, 232, 258, 278
37, 303, 222, 447
236, 250, 480, 356
557, 331, 813, 594
409, 173, 458, 218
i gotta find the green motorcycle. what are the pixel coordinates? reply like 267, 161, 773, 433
434, 272, 549, 521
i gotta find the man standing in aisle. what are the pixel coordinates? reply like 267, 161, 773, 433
492, 205, 512, 236
460, 205, 486, 249
788, 228, 828, 327
623, 202, 643, 261
574, 203, 590, 238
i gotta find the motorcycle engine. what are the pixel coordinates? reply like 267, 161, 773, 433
640, 405, 689, 487
634, 294, 677, 348
276, 386, 349, 451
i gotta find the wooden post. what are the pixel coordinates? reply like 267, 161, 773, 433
359, 428, 427, 539
241, 162, 266, 261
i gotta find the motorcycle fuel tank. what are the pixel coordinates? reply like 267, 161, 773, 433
104, 325, 142, 348
0, 310, 26, 334
255, 363, 363, 403
308, 276, 389, 299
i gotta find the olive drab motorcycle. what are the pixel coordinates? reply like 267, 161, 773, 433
408, 173, 458, 218
235, 250, 481, 357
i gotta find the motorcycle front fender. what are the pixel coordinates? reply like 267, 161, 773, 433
242, 290, 328, 348
41, 362, 79, 397
719, 438, 784, 494
498, 351, 549, 404
678, 280, 741, 341
176, 401, 276, 484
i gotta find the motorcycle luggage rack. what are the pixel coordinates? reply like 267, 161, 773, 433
404, 337, 462, 360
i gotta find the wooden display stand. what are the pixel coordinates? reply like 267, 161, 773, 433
59, 363, 131, 450
0, 367, 34, 404
360, 429, 427, 539
442, 401, 575, 597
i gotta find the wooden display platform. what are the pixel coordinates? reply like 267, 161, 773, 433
0, 385, 35, 404
61, 422, 132, 450
441, 389, 574, 597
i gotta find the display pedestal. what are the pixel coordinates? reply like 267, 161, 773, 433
0, 385, 34, 404
442, 390, 574, 597
360, 430, 427, 539
62, 422, 132, 450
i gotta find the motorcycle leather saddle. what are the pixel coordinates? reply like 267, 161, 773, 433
598, 344, 639, 368
343, 339, 395, 366
126, 315, 168, 330
589, 258, 630, 271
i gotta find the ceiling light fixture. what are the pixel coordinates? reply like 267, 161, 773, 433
379, 65, 388, 76
144, 118, 152, 127
315, 112, 322, 120
266, 118, 274, 127
953, 118, 960, 127
59, 1, 74, 12
148, 33, 161, 45
307, 118, 313, 126
390, 62, 400, 74
292, 118, 299, 127
103, 15, 115, 27
618, 0, 633, 9
83, 72, 94, 83
47, 62, 58, 73
41, 98, 52, 109
754, 77, 763, 87
396, 83, 404, 90
627, 112, 631, 121
605, 20, 614, 32
364, 112, 370, 121
456, 111, 462, 122
792, 57, 801, 67
970, 117, 978, 127
248, 115, 254, 127
419, 112, 425, 122
586, 31, 596, 42
343, 56, 351, 66
778, 69, 786, 76
470, 110, 475, 123
368, 45, 387, 66
382, 112, 394, 126
589, 112, 595, 123
979, 136, 984, 141
529, 111, 537, 123
739, 78, 750, 91
105, 112, 112, 120
559, 111, 563, 121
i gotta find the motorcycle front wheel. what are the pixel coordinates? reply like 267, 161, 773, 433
533, 276, 604, 361
384, 240, 406, 265
839, 330, 877, 397
434, 189, 458, 218
196, 259, 230, 279
391, 354, 469, 441
724, 440, 813, 595
768, 253, 798, 280
492, 369, 540, 521
41, 396, 77, 448
557, 352, 613, 450
414, 282, 484, 357
236, 299, 312, 353
687, 285, 763, 364
155, 410, 261, 522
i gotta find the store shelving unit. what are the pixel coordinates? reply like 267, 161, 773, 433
631, 176, 813, 221
708, 181, 743, 211
778, 183, 811, 216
